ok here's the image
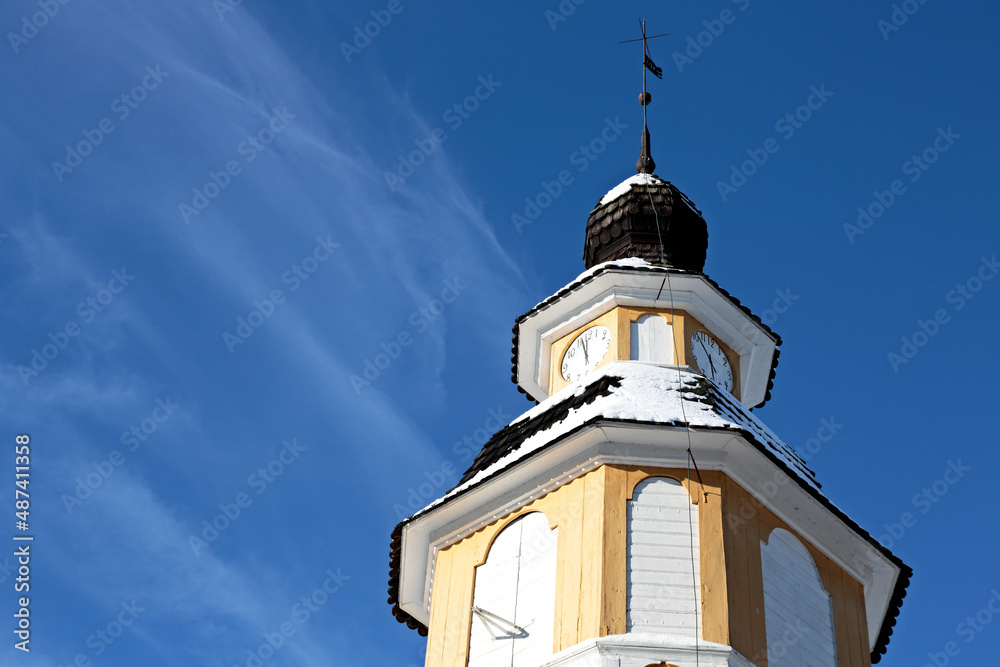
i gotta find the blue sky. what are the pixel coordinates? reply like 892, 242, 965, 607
0, 0, 997, 665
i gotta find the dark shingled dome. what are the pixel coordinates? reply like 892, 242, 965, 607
583, 175, 708, 272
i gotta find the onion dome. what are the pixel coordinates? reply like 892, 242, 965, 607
583, 170, 708, 272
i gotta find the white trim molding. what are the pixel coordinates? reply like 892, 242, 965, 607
516, 268, 778, 407
398, 423, 899, 653
540, 633, 758, 667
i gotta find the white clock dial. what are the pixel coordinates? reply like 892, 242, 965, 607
560, 325, 611, 382
690, 331, 733, 392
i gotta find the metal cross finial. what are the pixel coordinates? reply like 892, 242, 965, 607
619, 20, 667, 174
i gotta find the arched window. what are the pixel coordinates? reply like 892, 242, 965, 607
626, 477, 700, 637
630, 314, 674, 363
760, 528, 837, 666
469, 512, 558, 667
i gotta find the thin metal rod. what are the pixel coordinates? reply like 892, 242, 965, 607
618, 31, 669, 43
641, 19, 647, 130
471, 606, 524, 634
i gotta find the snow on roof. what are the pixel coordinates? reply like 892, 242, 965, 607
571, 256, 652, 281
598, 172, 664, 206
390, 363, 911, 659
416, 361, 818, 517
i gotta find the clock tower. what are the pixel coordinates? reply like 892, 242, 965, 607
388, 49, 911, 667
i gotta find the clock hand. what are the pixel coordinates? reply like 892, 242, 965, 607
581, 336, 589, 365
698, 340, 716, 375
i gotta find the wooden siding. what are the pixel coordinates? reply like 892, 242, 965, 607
424, 463, 870, 667
722, 477, 872, 667
761, 529, 837, 667
603, 466, 726, 642
626, 477, 701, 637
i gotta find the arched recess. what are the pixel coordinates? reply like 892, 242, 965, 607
468, 512, 558, 667
760, 528, 837, 667
631, 314, 674, 363
626, 476, 701, 637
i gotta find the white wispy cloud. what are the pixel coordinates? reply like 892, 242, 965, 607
2, 0, 530, 662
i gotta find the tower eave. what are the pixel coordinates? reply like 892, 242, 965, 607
511, 260, 781, 408
388, 363, 910, 661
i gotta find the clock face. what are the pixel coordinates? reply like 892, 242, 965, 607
560, 325, 611, 382
690, 331, 733, 392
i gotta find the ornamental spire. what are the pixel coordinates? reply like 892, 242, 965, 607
619, 20, 666, 174
637, 123, 654, 175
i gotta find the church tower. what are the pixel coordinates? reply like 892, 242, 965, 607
388, 33, 911, 666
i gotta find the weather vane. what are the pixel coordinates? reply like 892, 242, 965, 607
619, 20, 668, 173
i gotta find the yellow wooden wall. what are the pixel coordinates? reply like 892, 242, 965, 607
721, 476, 871, 666
548, 309, 622, 395
547, 307, 741, 400
424, 467, 607, 666
423, 464, 869, 666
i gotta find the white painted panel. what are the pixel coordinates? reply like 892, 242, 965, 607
626, 477, 700, 637
630, 315, 674, 363
541, 632, 757, 667
469, 512, 558, 667
469, 519, 522, 666
761, 529, 837, 667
